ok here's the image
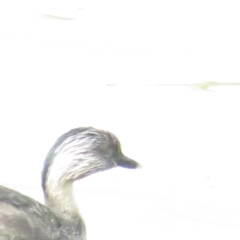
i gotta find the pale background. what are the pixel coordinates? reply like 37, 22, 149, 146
0, 0, 240, 239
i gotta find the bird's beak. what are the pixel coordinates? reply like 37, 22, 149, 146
116, 154, 141, 169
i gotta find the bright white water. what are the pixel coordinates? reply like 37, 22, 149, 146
0, 1, 240, 239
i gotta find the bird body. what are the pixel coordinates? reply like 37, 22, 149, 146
0, 185, 60, 240
0, 127, 139, 240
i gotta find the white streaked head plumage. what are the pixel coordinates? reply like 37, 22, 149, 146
42, 127, 139, 198
42, 128, 118, 194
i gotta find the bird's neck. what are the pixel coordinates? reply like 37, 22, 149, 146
45, 182, 75, 215
44, 181, 86, 239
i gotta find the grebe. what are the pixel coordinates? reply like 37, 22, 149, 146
0, 127, 140, 240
